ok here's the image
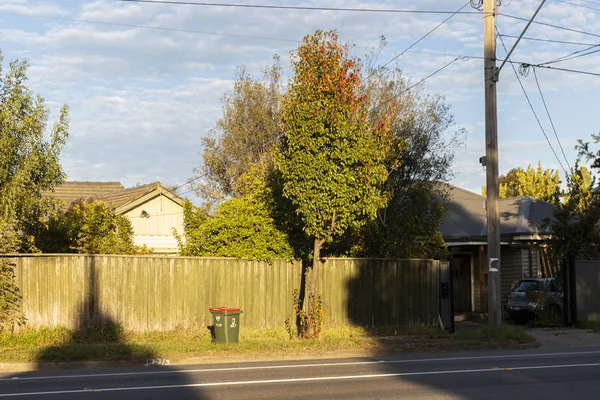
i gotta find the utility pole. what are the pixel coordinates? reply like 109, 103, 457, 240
483, 0, 502, 329
481, 0, 547, 329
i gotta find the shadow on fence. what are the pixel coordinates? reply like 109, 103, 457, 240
24, 258, 208, 399
344, 259, 440, 328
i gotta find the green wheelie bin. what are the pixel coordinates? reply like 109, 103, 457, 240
209, 307, 242, 343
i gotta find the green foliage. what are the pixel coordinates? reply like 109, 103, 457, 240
37, 200, 150, 254
456, 324, 535, 343
0, 53, 69, 251
286, 290, 325, 340
0, 259, 26, 331
548, 163, 600, 260
195, 59, 283, 203
546, 135, 600, 260
0, 51, 69, 330
177, 170, 295, 261
278, 30, 391, 244
323, 44, 460, 259
362, 187, 447, 258
278, 30, 394, 337
482, 162, 561, 204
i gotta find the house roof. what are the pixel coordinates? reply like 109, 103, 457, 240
440, 185, 556, 242
93, 181, 186, 214
49, 181, 125, 205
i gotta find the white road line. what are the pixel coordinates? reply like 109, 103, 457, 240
1, 362, 600, 397
2, 350, 600, 382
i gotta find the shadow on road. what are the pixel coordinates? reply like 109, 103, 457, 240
343, 258, 495, 399
1, 258, 208, 399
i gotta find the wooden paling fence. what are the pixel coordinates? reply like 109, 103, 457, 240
3, 255, 440, 331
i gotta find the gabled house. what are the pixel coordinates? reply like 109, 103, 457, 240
50, 181, 186, 254
440, 185, 557, 313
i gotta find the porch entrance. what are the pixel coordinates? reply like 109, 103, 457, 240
452, 254, 472, 313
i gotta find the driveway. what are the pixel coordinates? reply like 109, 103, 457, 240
526, 328, 600, 348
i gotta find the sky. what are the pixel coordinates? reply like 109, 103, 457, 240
1, 0, 599, 202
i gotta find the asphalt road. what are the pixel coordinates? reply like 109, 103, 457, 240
1, 348, 600, 399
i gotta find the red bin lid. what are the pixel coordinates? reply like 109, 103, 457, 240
210, 307, 240, 313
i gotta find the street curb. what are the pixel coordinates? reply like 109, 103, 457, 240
0, 351, 379, 373
0, 341, 542, 373
517, 340, 541, 350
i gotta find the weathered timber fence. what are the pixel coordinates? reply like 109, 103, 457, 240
320, 258, 440, 327
3, 254, 440, 331
574, 260, 600, 322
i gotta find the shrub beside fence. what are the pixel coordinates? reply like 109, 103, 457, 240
3, 254, 440, 331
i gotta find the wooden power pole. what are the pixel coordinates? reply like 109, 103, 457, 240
483, 0, 502, 329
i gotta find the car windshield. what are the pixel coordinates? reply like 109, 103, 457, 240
514, 280, 541, 292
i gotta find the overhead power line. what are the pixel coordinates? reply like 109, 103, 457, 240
540, 45, 600, 65
499, 34, 598, 47
554, 0, 600, 11
116, 0, 481, 14
531, 67, 571, 170
376, 56, 470, 109
362, 1, 470, 82
7, 10, 599, 78
0, 11, 299, 43
497, 30, 568, 175
500, 13, 600, 39
531, 64, 600, 76
496, 0, 547, 76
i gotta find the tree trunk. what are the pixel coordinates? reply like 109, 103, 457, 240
307, 237, 324, 336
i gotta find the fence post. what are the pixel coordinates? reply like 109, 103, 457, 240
439, 260, 452, 332
563, 253, 577, 326
568, 253, 577, 324
448, 256, 455, 333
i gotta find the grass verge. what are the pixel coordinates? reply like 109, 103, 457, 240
578, 320, 600, 333
457, 324, 536, 344
0, 324, 535, 363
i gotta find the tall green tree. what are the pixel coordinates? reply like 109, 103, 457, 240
482, 162, 561, 204
0, 54, 69, 251
195, 59, 283, 203
0, 52, 68, 330
277, 30, 393, 329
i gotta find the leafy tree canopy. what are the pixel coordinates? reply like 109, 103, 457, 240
194, 60, 283, 204
0, 53, 69, 252
0, 52, 68, 330
36, 200, 150, 255
482, 162, 561, 204
548, 135, 600, 260
177, 167, 295, 262
353, 48, 463, 258
277, 30, 395, 318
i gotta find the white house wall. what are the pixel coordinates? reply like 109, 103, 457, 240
123, 194, 184, 253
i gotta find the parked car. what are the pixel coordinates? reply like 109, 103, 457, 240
506, 278, 563, 324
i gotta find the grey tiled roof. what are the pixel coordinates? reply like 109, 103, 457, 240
440, 186, 556, 241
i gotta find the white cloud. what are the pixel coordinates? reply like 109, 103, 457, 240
1, 0, 598, 200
